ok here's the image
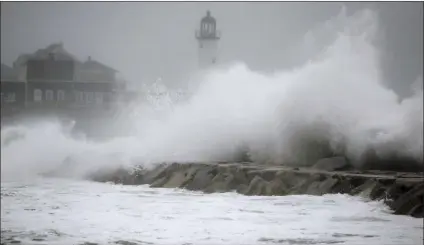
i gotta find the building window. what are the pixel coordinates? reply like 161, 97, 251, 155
75, 91, 84, 104
45, 90, 54, 101
34, 89, 43, 102
57, 90, 65, 101
84, 92, 94, 104
95, 92, 103, 105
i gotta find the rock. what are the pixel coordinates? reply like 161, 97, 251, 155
346, 176, 368, 191
204, 172, 236, 193
275, 170, 309, 189
331, 177, 353, 194
305, 176, 339, 195
150, 176, 168, 188
87, 161, 424, 218
130, 168, 148, 185
185, 166, 217, 191
236, 184, 249, 194
369, 182, 388, 200
245, 175, 289, 196
351, 179, 377, 197
229, 166, 251, 183
267, 179, 289, 196
146, 163, 178, 186
245, 176, 269, 196
392, 183, 424, 216
312, 157, 351, 171
252, 170, 277, 182
384, 182, 412, 205
407, 203, 423, 218
162, 165, 198, 188
288, 173, 324, 195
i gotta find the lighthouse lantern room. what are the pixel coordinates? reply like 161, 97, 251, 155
195, 10, 220, 69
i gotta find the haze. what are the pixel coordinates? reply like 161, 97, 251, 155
1, 2, 422, 96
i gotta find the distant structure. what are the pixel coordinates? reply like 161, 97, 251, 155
195, 10, 220, 69
1, 63, 25, 118
1, 42, 128, 123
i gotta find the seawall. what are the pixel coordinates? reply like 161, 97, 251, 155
89, 160, 424, 218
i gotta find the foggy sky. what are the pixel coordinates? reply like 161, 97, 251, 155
1, 2, 422, 96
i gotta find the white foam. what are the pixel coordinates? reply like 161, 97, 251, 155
1, 179, 422, 245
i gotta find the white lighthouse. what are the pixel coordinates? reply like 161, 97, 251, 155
195, 10, 220, 69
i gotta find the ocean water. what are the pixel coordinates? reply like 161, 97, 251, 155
1, 178, 423, 245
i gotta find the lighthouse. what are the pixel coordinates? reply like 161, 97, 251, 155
195, 10, 220, 69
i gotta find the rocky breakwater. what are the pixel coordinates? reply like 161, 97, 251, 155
89, 157, 424, 218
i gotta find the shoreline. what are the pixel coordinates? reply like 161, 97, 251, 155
89, 161, 424, 218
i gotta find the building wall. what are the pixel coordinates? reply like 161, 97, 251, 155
26, 81, 74, 105
198, 39, 219, 69
26, 60, 75, 81
26, 81, 114, 109
24, 58, 115, 109
75, 69, 116, 83
17, 65, 27, 82
0, 81, 26, 118
0, 81, 26, 108
73, 81, 114, 108
2, 49, 126, 122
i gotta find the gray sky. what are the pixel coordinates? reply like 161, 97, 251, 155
1, 2, 422, 96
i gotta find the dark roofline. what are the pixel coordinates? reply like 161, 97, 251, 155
1, 63, 13, 70
82, 59, 118, 73
14, 42, 79, 66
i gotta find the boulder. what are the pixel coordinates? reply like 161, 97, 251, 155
245, 175, 289, 196
275, 170, 308, 189
143, 163, 170, 184
392, 183, 424, 216
350, 179, 377, 196
305, 176, 339, 195
162, 165, 198, 188
331, 177, 354, 194
185, 166, 218, 191
204, 172, 236, 193
267, 179, 289, 196
312, 157, 351, 171
150, 176, 169, 188
245, 176, 269, 195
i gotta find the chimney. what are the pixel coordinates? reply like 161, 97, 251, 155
88, 56, 92, 61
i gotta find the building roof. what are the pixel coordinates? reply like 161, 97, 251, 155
14, 42, 79, 66
13, 43, 119, 74
1, 63, 17, 80
201, 10, 216, 23
81, 58, 117, 73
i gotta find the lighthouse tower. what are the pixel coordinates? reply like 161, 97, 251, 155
195, 10, 220, 69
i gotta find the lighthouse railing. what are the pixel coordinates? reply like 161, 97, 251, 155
195, 30, 221, 40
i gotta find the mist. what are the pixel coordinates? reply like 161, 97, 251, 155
1, 4, 423, 181
1, 2, 422, 95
